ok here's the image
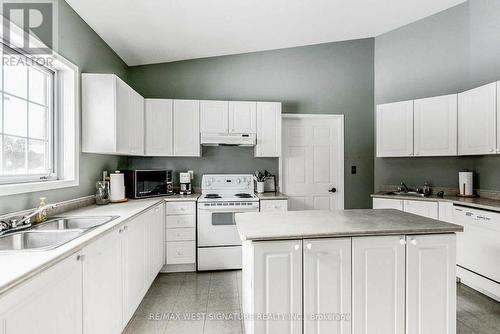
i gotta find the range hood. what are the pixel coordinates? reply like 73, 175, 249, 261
201, 133, 256, 147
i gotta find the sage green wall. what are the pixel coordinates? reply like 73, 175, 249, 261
128, 39, 375, 209
0, 0, 127, 215
374, 0, 500, 191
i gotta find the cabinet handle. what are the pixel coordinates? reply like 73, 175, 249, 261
118, 228, 124, 233
399, 238, 406, 246
306, 243, 312, 250
123, 226, 128, 231
490, 148, 494, 153
294, 244, 300, 251
410, 239, 417, 246
76, 254, 85, 261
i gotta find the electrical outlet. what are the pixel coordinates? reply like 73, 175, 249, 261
351, 166, 357, 174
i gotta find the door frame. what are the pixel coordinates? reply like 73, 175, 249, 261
280, 114, 345, 210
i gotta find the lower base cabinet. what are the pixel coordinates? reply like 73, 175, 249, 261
243, 234, 456, 334
0, 202, 165, 334
0, 253, 83, 334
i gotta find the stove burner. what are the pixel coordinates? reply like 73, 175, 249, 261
235, 193, 253, 198
204, 194, 222, 199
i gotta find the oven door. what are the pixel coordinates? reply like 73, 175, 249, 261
197, 206, 257, 247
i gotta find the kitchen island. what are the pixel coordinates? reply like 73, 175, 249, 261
235, 209, 463, 334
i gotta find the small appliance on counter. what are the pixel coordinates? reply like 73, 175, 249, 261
458, 171, 475, 197
124, 169, 173, 199
110, 170, 127, 203
179, 171, 193, 195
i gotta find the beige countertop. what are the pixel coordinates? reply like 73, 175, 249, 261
235, 209, 463, 241
0, 195, 199, 296
371, 192, 500, 212
255, 192, 288, 200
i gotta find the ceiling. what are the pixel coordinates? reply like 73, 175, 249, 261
66, 0, 466, 66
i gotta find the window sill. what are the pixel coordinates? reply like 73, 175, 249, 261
0, 179, 79, 197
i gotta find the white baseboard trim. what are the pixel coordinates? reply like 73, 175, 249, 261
161, 263, 196, 273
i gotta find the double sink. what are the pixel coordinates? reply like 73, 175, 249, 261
0, 216, 118, 252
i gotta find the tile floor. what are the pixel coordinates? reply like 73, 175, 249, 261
123, 271, 500, 334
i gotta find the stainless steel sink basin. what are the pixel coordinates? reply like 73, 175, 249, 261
0, 230, 84, 251
383, 191, 426, 198
32, 216, 118, 231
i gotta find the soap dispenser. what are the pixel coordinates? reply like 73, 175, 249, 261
37, 197, 48, 223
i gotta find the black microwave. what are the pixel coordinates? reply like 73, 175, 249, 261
124, 169, 173, 199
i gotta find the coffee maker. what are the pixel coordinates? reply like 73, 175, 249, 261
179, 172, 192, 195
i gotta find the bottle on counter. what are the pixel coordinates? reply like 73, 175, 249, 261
37, 197, 48, 223
96, 171, 110, 205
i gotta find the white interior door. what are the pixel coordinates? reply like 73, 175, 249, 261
282, 115, 344, 210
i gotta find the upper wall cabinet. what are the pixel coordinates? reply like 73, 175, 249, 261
173, 100, 201, 157
497, 82, 500, 153
82, 73, 144, 156
255, 102, 281, 157
458, 82, 497, 155
144, 99, 173, 156
200, 100, 229, 133
229, 101, 257, 133
414, 94, 457, 156
376, 101, 414, 157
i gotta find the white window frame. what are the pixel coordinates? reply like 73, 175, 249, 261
0, 20, 79, 197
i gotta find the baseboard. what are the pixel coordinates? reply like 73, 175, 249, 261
160, 263, 196, 273
457, 266, 500, 302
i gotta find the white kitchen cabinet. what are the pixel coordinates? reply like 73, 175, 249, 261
0, 253, 83, 334
200, 100, 229, 133
255, 102, 282, 157
458, 82, 497, 155
406, 234, 456, 334
252, 240, 303, 334
146, 203, 165, 285
498, 81, 500, 153
82, 73, 144, 155
372, 198, 403, 210
303, 238, 351, 334
414, 94, 457, 156
376, 100, 414, 157
82, 228, 123, 334
404, 200, 438, 219
173, 99, 200, 156
352, 236, 405, 334
260, 199, 288, 212
121, 214, 147, 322
229, 101, 257, 133
438, 202, 454, 223
144, 99, 173, 156
165, 202, 197, 270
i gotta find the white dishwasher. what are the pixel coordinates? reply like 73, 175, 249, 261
453, 205, 500, 300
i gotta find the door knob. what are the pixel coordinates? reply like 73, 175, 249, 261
328, 188, 337, 193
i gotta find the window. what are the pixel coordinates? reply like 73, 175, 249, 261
0, 44, 56, 184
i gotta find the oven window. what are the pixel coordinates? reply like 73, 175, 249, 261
212, 212, 235, 226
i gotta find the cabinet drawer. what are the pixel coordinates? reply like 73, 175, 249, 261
260, 200, 288, 212
166, 215, 195, 228
167, 228, 195, 241
166, 202, 196, 215
166, 241, 195, 264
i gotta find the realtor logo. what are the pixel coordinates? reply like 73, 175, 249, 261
1, 0, 57, 54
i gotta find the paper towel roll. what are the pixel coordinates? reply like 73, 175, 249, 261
459, 172, 473, 196
110, 171, 125, 201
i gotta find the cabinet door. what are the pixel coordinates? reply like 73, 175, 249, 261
200, 100, 228, 133
122, 215, 147, 323
303, 238, 351, 334
115, 77, 131, 154
129, 90, 145, 155
229, 101, 256, 133
458, 83, 497, 155
414, 94, 457, 156
376, 101, 413, 157
255, 102, 281, 157
146, 204, 165, 284
253, 240, 302, 334
497, 81, 500, 153
438, 202, 454, 223
0, 254, 83, 334
352, 236, 405, 334
82, 228, 123, 334
260, 199, 288, 212
406, 234, 456, 334
173, 99, 200, 156
404, 200, 438, 219
372, 198, 403, 210
145, 99, 173, 156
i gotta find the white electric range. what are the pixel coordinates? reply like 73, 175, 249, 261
197, 174, 259, 271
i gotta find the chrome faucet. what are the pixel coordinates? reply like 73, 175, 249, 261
400, 182, 410, 193
0, 203, 58, 236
